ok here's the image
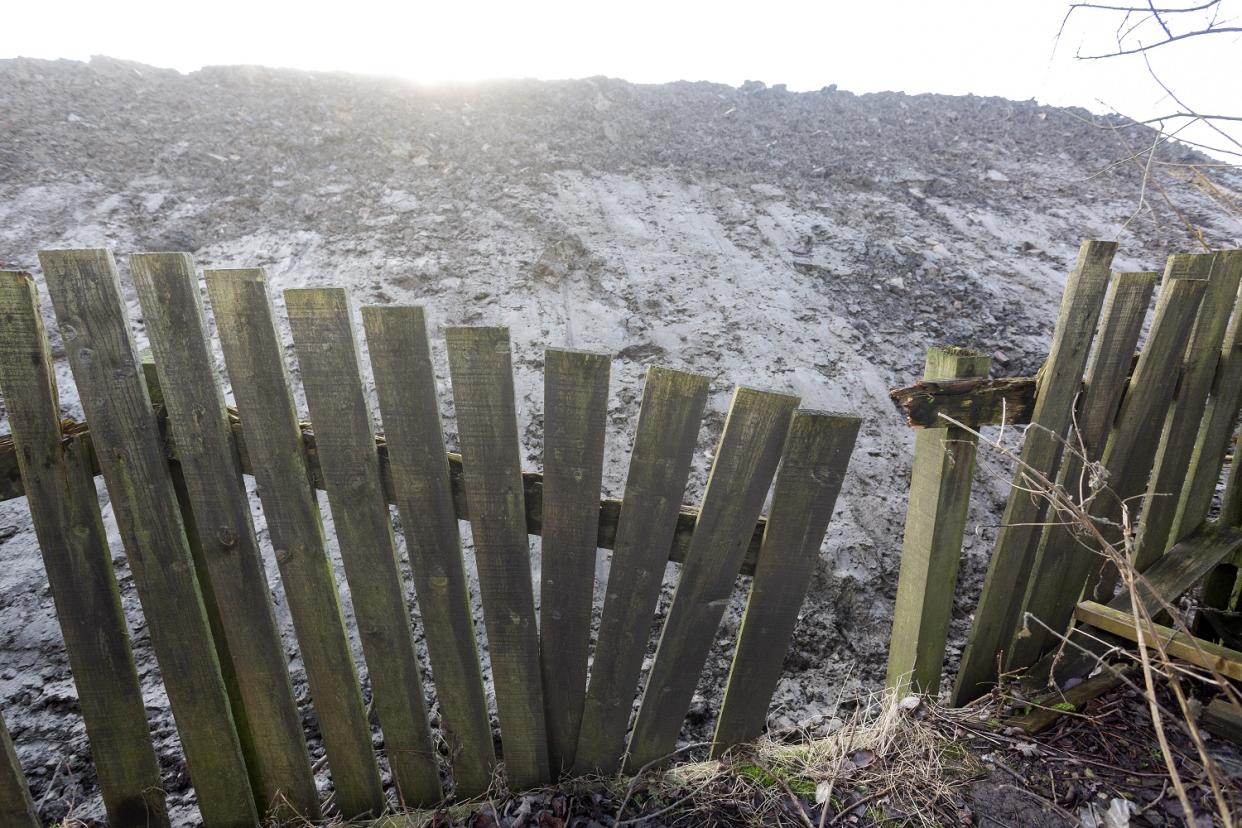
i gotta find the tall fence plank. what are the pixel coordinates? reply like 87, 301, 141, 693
0, 714, 37, 828
130, 253, 319, 820
204, 269, 385, 818
1170, 250, 1242, 541
445, 326, 550, 790
572, 367, 710, 776
362, 306, 496, 797
952, 240, 1116, 705
1030, 262, 1210, 685
539, 348, 611, 777
1133, 253, 1239, 571
885, 348, 990, 696
285, 289, 442, 807
713, 410, 860, 754
626, 385, 798, 771
0, 271, 168, 827
1007, 271, 1157, 671
39, 249, 258, 826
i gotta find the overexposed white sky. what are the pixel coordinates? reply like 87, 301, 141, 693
8, 0, 1240, 158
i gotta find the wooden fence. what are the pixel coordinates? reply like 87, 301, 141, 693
0, 250, 861, 825
885, 241, 1242, 704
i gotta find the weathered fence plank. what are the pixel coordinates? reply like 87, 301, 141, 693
39, 249, 259, 826
713, 410, 860, 754
953, 239, 1117, 706
362, 305, 496, 797
573, 367, 710, 776
1075, 601, 1242, 681
445, 326, 550, 790
131, 253, 319, 820
1083, 256, 1214, 603
0, 714, 37, 828
285, 289, 443, 807
0, 271, 168, 827
626, 385, 798, 771
885, 347, 991, 696
1133, 252, 1240, 571
538, 348, 611, 777
1172, 250, 1242, 540
890, 376, 1036, 429
205, 269, 385, 818
1007, 271, 1157, 671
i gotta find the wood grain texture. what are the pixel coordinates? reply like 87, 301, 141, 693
1112, 527, 1242, 616
1133, 252, 1239, 571
204, 269, 384, 818
885, 348, 991, 697
1180, 250, 1242, 534
713, 410, 860, 754
445, 326, 550, 790
1007, 271, 1158, 671
538, 348, 611, 777
889, 376, 1036, 429
285, 288, 442, 808
626, 385, 799, 771
362, 306, 495, 797
572, 367, 709, 776
39, 249, 258, 826
0, 714, 37, 828
1203, 698, 1242, 745
0, 271, 168, 827
130, 254, 319, 820
1075, 601, 1242, 681
952, 240, 1116, 706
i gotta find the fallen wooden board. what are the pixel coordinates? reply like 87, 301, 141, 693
1074, 601, 1242, 681
1203, 698, 1242, 746
0, 398, 766, 575
1007, 667, 1132, 735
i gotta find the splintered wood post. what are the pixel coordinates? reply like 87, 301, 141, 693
130, 253, 319, 820
0, 714, 37, 828
1133, 252, 1240, 571
539, 348, 611, 777
38, 249, 258, 825
885, 347, 991, 697
362, 306, 496, 797
0, 271, 168, 827
285, 288, 442, 807
952, 239, 1116, 705
204, 269, 385, 818
445, 326, 551, 789
1007, 271, 1157, 671
1171, 250, 1242, 540
713, 410, 860, 754
572, 367, 710, 776
626, 385, 799, 771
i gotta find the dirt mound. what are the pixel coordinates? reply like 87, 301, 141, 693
0, 56, 1238, 823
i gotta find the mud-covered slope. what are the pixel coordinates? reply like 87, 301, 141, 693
0, 56, 1238, 823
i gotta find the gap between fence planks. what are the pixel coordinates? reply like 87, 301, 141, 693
1007, 271, 1158, 672
1132, 252, 1241, 572
538, 348, 611, 777
446, 326, 551, 790
952, 240, 1117, 706
0, 271, 169, 828
131, 253, 320, 820
362, 305, 496, 797
39, 250, 259, 826
885, 347, 991, 697
205, 269, 386, 818
713, 410, 861, 754
572, 367, 710, 776
286, 288, 442, 807
626, 385, 799, 771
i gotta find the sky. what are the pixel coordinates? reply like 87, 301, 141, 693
7, 0, 1240, 159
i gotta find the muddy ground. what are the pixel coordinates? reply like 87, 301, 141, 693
0, 56, 1239, 823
